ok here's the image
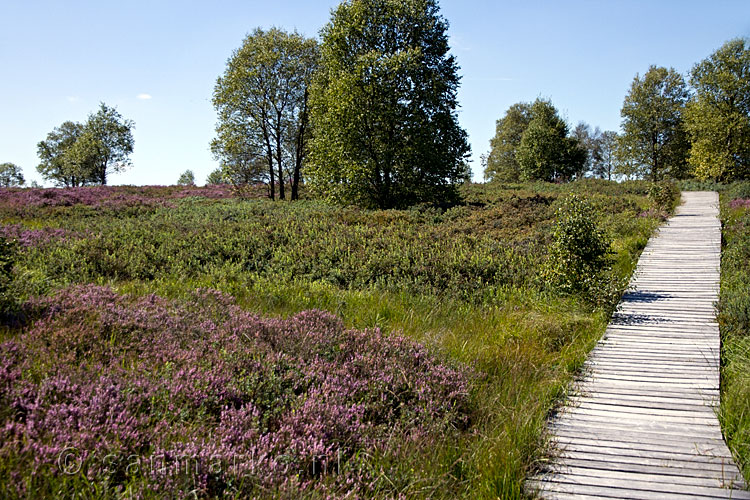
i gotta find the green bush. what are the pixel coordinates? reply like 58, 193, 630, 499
725, 181, 750, 201
648, 179, 680, 210
542, 195, 615, 305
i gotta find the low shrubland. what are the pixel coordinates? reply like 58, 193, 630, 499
0, 181, 663, 498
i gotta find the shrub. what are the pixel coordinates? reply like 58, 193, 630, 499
542, 195, 614, 305
648, 179, 680, 210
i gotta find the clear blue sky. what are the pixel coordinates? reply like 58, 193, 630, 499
1, 1, 749, 186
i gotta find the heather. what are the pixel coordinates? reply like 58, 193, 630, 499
0, 285, 470, 498
0, 185, 242, 216
0, 180, 664, 498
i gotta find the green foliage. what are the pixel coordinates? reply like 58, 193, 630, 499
36, 104, 134, 186
516, 99, 587, 182
647, 179, 680, 210
176, 169, 195, 186
0, 163, 24, 187
36, 121, 90, 187
83, 103, 135, 185
686, 38, 750, 182
205, 167, 227, 185
542, 195, 615, 305
485, 102, 531, 182
620, 65, 690, 180
212, 27, 319, 200
0, 237, 17, 316
307, 0, 470, 209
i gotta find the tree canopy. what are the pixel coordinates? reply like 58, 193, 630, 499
484, 102, 531, 182
619, 66, 690, 180
177, 170, 196, 186
36, 104, 134, 187
205, 168, 227, 185
516, 99, 586, 182
0, 163, 25, 187
37, 121, 88, 187
307, 0, 470, 209
84, 104, 134, 185
685, 38, 750, 181
212, 27, 319, 200
593, 131, 619, 181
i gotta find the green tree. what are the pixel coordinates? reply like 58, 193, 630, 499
573, 121, 602, 176
205, 168, 227, 185
177, 169, 195, 186
485, 102, 531, 182
591, 131, 619, 180
36, 104, 134, 186
83, 103, 135, 185
620, 66, 690, 180
685, 38, 750, 181
210, 121, 270, 192
212, 28, 319, 200
307, 0, 470, 209
0, 163, 25, 187
36, 121, 91, 187
516, 99, 586, 181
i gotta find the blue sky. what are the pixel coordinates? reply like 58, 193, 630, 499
1, 1, 749, 186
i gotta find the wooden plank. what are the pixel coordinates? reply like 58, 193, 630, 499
567, 394, 718, 410
539, 456, 746, 482
550, 434, 735, 459
571, 402, 720, 421
553, 415, 725, 439
551, 441, 734, 464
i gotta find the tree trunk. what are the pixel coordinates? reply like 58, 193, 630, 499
262, 115, 275, 200
276, 111, 285, 201
292, 89, 309, 201
267, 156, 275, 200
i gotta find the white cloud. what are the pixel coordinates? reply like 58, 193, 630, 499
66, 96, 80, 102
137, 93, 152, 100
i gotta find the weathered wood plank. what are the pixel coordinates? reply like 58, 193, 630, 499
541, 456, 746, 482
550, 434, 735, 459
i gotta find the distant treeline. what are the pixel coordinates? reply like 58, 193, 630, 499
484, 39, 750, 184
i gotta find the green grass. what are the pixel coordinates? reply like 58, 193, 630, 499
0, 180, 663, 498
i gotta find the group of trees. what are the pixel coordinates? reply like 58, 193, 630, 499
211, 0, 469, 208
486, 38, 750, 183
484, 99, 586, 182
212, 28, 319, 200
36, 103, 134, 187
0, 163, 25, 187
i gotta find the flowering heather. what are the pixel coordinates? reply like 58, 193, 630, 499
0, 224, 82, 248
729, 198, 750, 210
0, 285, 471, 498
0, 185, 237, 215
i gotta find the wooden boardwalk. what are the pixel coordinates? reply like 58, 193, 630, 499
530, 191, 750, 499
